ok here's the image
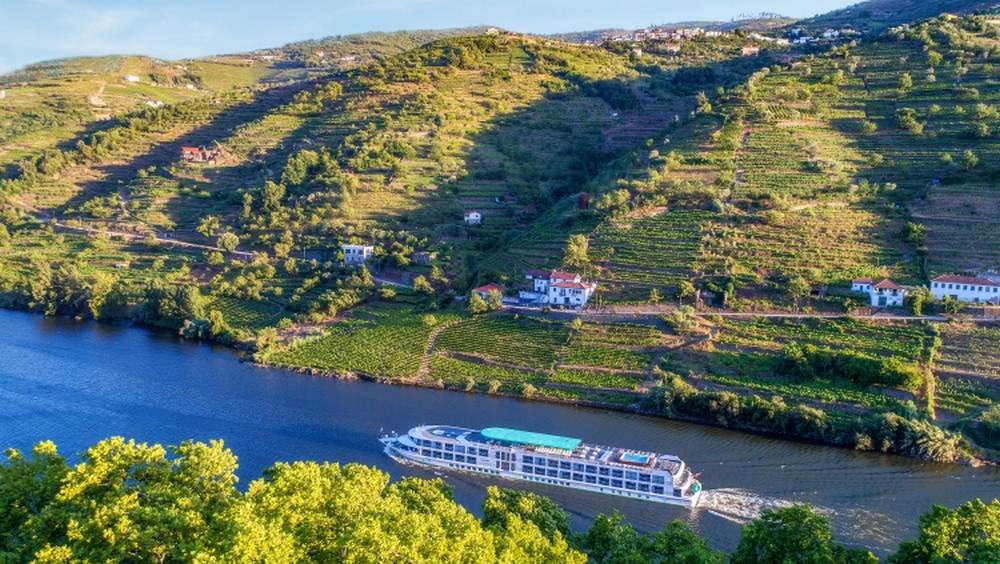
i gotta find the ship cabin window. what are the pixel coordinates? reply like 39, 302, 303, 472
547, 460, 558, 468
444, 444, 453, 452
421, 449, 431, 456
572, 473, 584, 482
625, 482, 636, 491
468, 456, 477, 465
586, 465, 597, 474
547, 469, 558, 478
560, 461, 571, 470
598, 477, 609, 486
639, 473, 651, 482
673, 488, 682, 497
560, 471, 571, 479
638, 483, 650, 492
573, 463, 585, 472
432, 452, 442, 459
444, 453, 454, 461
456, 455, 465, 462
479, 448, 489, 456
611, 479, 623, 488
625, 471, 638, 480
652, 475, 665, 485
585, 475, 597, 484
522, 465, 532, 473
455, 445, 465, 454
652, 486, 664, 494
535, 467, 545, 476
523, 455, 534, 464
433, 441, 442, 449
611, 469, 623, 478
599, 467, 610, 476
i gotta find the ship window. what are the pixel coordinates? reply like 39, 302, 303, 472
444, 453, 454, 461
611, 479, 623, 488
586, 465, 597, 474
638, 483, 650, 492
421, 449, 431, 456
455, 445, 465, 454
560, 471, 571, 479
547, 460, 558, 468
445, 444, 453, 452
433, 452, 442, 459
523, 455, 534, 464
673, 488, 682, 497
456, 455, 465, 462
572, 463, 585, 472
652, 486, 664, 494
559, 461, 571, 470
433, 441, 442, 449
611, 469, 623, 478
652, 475, 665, 484
572, 473, 584, 481
547, 469, 558, 478
479, 448, 489, 456
535, 467, 546, 476
585, 475, 597, 484
625, 471, 637, 480
598, 477, 609, 486
599, 467, 610, 476
625, 482, 636, 490
468, 456, 476, 465
639, 473, 651, 482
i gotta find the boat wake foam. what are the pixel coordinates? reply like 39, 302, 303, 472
698, 488, 799, 523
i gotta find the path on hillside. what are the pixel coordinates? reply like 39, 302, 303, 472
504, 304, 962, 323
417, 319, 460, 379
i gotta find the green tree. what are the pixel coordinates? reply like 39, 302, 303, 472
649, 288, 663, 305
196, 215, 221, 237
564, 234, 590, 269
217, 232, 240, 253
649, 520, 726, 564
908, 287, 932, 316
962, 150, 979, 170
787, 276, 812, 304
468, 292, 488, 314
413, 275, 434, 294
732, 506, 838, 564
676, 280, 697, 303
891, 499, 1000, 563
486, 289, 504, 311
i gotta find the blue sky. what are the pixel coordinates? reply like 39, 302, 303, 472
1, 0, 855, 73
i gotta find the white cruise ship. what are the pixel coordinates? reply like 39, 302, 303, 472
380, 425, 703, 507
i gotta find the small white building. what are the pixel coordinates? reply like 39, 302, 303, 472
521, 270, 597, 308
930, 274, 1000, 304
123, 75, 141, 83
852, 277, 906, 307
464, 210, 482, 225
341, 244, 374, 265
0, 90, 6, 100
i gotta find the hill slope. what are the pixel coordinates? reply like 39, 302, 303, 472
797, 0, 996, 34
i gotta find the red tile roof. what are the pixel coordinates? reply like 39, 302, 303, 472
473, 283, 504, 294
852, 277, 873, 285
932, 274, 998, 287
549, 270, 579, 281
873, 279, 904, 290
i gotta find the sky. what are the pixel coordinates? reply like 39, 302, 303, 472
1, 0, 856, 73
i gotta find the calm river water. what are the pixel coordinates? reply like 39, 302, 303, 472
0, 309, 996, 554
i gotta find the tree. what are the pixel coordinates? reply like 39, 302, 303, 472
482, 486, 571, 540
564, 234, 590, 269
898, 72, 913, 91
468, 292, 488, 314
579, 511, 645, 563
486, 289, 504, 311
908, 287, 932, 316
732, 506, 838, 564
649, 520, 726, 564
217, 232, 240, 253
891, 499, 1000, 564
676, 280, 697, 303
787, 276, 812, 304
962, 149, 979, 170
413, 275, 434, 294
196, 215, 221, 237
649, 288, 663, 305
695, 91, 713, 114
940, 296, 962, 315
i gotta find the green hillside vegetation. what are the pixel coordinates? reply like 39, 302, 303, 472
796, 0, 996, 35
6, 437, 996, 562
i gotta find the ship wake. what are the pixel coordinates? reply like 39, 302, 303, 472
697, 488, 799, 524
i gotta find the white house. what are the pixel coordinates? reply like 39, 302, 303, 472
852, 277, 906, 307
123, 75, 141, 83
341, 244, 374, 265
930, 274, 1000, 304
520, 270, 597, 308
464, 210, 482, 225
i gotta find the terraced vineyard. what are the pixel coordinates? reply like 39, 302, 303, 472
936, 324, 1000, 380
435, 315, 570, 368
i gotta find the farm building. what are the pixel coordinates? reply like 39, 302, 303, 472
123, 75, 141, 83
930, 274, 1000, 304
341, 244, 374, 265
412, 251, 437, 265
180, 146, 218, 163
852, 277, 906, 307
472, 283, 505, 300
741, 46, 761, 56
520, 270, 597, 308
464, 210, 482, 225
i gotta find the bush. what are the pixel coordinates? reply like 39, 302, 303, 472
777, 344, 924, 391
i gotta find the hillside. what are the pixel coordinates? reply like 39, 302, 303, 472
796, 0, 996, 34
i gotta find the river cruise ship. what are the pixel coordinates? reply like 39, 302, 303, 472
381, 425, 702, 507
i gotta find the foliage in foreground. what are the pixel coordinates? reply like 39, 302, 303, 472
1, 439, 997, 563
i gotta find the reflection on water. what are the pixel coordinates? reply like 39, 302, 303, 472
0, 309, 997, 555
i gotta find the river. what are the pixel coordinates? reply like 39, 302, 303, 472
0, 309, 996, 555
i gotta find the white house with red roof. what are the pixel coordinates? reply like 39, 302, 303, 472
851, 277, 906, 307
930, 274, 1000, 304
464, 210, 482, 225
472, 283, 505, 300
521, 269, 597, 307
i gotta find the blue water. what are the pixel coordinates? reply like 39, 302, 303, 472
1, 309, 996, 554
